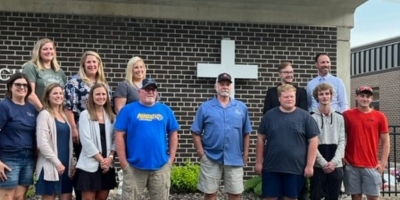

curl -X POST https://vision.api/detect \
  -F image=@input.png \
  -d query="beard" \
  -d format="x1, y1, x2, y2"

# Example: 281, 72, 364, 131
219, 91, 230, 97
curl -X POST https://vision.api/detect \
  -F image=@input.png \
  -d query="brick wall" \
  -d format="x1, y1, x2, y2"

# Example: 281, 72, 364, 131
0, 11, 338, 177
351, 67, 400, 163
351, 68, 400, 125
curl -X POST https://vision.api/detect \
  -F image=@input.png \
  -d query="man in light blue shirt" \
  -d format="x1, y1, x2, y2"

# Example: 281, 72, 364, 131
306, 53, 348, 113
191, 73, 252, 200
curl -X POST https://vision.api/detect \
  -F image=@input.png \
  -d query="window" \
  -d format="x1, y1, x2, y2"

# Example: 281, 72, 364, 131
370, 49, 375, 72
381, 47, 386, 70
394, 44, 398, 67
376, 48, 380, 71
361, 51, 365, 73
387, 45, 392, 68
351, 53, 356, 75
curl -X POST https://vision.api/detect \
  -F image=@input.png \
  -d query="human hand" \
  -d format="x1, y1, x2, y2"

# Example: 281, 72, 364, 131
304, 165, 314, 178
0, 161, 12, 181
168, 157, 175, 165
72, 128, 79, 144
323, 162, 336, 173
197, 151, 205, 159
120, 161, 129, 171
243, 155, 248, 166
69, 165, 76, 178
101, 157, 112, 169
376, 161, 386, 174
255, 162, 263, 175
56, 164, 65, 175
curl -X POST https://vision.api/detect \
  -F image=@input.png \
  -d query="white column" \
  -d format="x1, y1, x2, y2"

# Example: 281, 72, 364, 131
337, 26, 352, 105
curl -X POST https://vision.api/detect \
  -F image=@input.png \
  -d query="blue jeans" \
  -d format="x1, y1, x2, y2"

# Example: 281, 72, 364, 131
0, 150, 34, 188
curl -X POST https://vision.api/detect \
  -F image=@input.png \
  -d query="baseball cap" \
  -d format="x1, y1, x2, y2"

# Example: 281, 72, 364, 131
217, 73, 232, 83
356, 86, 373, 95
141, 78, 158, 89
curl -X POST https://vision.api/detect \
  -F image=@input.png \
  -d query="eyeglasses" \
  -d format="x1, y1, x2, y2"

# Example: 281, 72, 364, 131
13, 83, 28, 88
280, 71, 294, 74
143, 88, 157, 93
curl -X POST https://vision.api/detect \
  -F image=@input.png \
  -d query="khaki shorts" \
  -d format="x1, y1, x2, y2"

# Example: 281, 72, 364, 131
343, 165, 381, 197
121, 163, 171, 200
197, 155, 244, 194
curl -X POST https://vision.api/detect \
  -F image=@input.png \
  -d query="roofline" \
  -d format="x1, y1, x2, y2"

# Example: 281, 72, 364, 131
351, 35, 400, 52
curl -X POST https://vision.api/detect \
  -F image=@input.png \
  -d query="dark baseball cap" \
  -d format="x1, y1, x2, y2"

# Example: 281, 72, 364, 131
141, 78, 158, 89
356, 86, 373, 95
217, 73, 232, 83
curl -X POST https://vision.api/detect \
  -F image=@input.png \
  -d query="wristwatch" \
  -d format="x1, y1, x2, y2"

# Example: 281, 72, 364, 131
109, 155, 114, 160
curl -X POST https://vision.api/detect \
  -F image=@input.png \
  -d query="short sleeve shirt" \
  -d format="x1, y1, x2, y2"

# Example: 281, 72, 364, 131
114, 102, 180, 170
22, 62, 66, 99
190, 97, 253, 166
113, 81, 140, 105
0, 99, 38, 152
258, 107, 319, 175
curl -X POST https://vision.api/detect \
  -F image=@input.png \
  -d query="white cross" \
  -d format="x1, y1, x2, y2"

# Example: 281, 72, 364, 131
197, 39, 259, 98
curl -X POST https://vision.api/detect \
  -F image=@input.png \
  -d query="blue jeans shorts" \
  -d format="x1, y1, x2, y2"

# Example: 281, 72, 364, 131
0, 150, 35, 188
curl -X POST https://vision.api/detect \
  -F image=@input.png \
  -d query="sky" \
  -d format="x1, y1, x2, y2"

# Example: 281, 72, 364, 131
350, 0, 400, 47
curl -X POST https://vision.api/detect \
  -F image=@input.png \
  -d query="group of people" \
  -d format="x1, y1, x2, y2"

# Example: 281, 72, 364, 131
255, 53, 389, 200
0, 38, 155, 200
0, 37, 390, 200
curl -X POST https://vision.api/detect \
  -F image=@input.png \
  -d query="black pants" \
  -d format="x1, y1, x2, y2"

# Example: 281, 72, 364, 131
73, 142, 82, 200
310, 167, 343, 200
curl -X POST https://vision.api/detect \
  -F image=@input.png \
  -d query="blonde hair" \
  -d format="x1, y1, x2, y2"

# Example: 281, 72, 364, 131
87, 83, 115, 123
41, 83, 66, 118
277, 84, 297, 97
78, 51, 108, 86
125, 56, 146, 86
30, 38, 61, 71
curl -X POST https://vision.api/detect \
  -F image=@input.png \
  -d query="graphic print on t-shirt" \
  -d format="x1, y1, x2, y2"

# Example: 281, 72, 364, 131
137, 113, 163, 121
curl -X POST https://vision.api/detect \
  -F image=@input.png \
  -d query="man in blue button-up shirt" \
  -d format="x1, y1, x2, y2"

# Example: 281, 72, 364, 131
191, 72, 252, 200
306, 53, 348, 113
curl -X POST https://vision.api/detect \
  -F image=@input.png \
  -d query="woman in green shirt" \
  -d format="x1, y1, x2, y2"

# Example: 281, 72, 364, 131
22, 38, 67, 111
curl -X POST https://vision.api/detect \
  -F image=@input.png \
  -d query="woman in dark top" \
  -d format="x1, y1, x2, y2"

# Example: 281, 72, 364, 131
113, 56, 147, 114
0, 73, 37, 199
76, 83, 116, 200
35, 83, 74, 200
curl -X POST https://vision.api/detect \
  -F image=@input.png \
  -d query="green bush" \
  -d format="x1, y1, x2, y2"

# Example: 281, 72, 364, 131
26, 173, 37, 198
244, 176, 262, 196
170, 160, 200, 193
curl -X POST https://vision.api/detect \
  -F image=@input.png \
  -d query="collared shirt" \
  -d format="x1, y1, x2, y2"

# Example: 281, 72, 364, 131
190, 97, 252, 167
306, 73, 348, 113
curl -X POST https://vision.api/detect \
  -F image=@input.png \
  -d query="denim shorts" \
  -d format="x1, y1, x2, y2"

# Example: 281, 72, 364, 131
0, 149, 35, 188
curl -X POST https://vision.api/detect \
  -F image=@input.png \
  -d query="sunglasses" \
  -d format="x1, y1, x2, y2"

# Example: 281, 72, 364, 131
13, 83, 29, 88
143, 88, 157, 92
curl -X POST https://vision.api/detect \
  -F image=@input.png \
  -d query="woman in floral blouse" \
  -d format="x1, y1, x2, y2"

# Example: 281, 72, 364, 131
63, 51, 109, 200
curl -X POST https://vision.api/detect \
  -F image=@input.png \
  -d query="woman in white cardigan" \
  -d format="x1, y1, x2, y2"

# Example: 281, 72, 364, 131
75, 83, 116, 200
36, 83, 74, 200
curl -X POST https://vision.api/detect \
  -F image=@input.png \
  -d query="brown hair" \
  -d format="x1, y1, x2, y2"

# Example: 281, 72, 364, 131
315, 53, 329, 62
278, 62, 292, 72
41, 83, 65, 117
5, 73, 33, 101
312, 83, 334, 102
87, 83, 115, 122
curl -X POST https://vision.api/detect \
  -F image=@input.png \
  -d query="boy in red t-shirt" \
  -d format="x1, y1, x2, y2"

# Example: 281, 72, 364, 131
343, 86, 390, 200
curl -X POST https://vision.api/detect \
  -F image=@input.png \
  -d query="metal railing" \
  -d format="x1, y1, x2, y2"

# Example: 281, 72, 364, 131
382, 125, 400, 196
